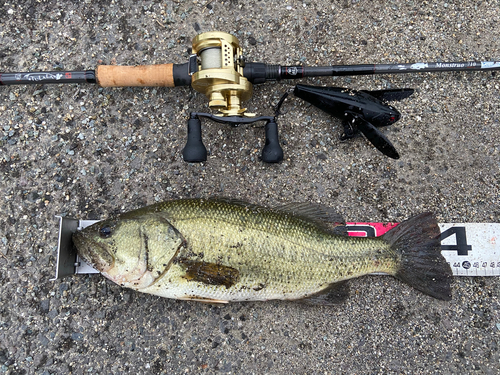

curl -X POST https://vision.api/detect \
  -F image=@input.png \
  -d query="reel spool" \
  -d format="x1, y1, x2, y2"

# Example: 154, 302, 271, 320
191, 32, 253, 117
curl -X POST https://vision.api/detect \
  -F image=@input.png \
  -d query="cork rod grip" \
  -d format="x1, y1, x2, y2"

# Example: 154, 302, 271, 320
97, 64, 175, 87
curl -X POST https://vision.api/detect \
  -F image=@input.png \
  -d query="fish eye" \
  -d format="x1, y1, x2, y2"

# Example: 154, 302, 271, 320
99, 226, 113, 238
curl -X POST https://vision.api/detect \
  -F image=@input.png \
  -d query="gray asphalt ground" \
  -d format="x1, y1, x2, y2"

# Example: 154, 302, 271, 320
1, 1, 499, 374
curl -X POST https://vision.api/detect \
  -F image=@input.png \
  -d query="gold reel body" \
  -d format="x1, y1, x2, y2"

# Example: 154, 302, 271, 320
191, 32, 254, 117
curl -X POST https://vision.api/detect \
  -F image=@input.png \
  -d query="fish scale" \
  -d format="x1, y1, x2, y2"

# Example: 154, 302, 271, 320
142, 218, 394, 301
73, 198, 453, 303
144, 200, 396, 299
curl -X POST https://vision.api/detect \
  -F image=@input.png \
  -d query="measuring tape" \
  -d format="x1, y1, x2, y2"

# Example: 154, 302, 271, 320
347, 223, 500, 277
55, 218, 499, 279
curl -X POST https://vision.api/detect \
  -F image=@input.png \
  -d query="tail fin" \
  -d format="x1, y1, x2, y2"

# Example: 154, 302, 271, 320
382, 213, 453, 301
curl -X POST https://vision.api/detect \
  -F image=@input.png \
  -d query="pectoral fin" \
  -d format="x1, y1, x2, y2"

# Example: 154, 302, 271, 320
177, 258, 240, 289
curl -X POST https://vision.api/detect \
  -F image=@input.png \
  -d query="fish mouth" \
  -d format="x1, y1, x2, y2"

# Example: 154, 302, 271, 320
72, 229, 114, 272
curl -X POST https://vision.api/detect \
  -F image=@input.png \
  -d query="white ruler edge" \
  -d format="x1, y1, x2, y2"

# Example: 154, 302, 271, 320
439, 223, 499, 277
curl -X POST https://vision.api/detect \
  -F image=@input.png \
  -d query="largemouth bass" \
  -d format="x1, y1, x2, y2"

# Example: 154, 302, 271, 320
72, 198, 452, 303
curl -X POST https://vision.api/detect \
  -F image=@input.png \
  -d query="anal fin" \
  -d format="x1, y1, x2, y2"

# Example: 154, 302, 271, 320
297, 281, 350, 306
178, 296, 229, 304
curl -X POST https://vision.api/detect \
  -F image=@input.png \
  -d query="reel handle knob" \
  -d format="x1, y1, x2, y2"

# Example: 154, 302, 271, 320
182, 117, 207, 162
261, 119, 283, 163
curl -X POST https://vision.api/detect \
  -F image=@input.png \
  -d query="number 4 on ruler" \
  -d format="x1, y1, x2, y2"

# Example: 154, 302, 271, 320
440, 227, 472, 256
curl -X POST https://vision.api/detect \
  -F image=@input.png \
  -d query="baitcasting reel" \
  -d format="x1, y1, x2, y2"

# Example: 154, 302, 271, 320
183, 31, 283, 163
190, 32, 253, 117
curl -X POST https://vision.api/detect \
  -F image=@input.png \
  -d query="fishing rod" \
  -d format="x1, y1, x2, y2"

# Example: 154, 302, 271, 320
1, 31, 499, 162
2, 60, 497, 86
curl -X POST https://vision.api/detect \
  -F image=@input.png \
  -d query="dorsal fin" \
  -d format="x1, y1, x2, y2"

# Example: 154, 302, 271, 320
274, 202, 344, 224
273, 202, 346, 234
207, 198, 347, 235
206, 197, 265, 213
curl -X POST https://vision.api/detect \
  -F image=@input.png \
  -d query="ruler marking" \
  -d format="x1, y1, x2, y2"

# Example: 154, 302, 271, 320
346, 222, 500, 277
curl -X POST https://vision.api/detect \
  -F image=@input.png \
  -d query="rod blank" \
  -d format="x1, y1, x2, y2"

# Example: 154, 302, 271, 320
0, 70, 96, 85
275, 61, 500, 80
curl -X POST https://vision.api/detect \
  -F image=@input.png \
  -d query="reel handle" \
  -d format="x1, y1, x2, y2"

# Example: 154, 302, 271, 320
182, 117, 207, 162
182, 113, 283, 163
262, 120, 283, 163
